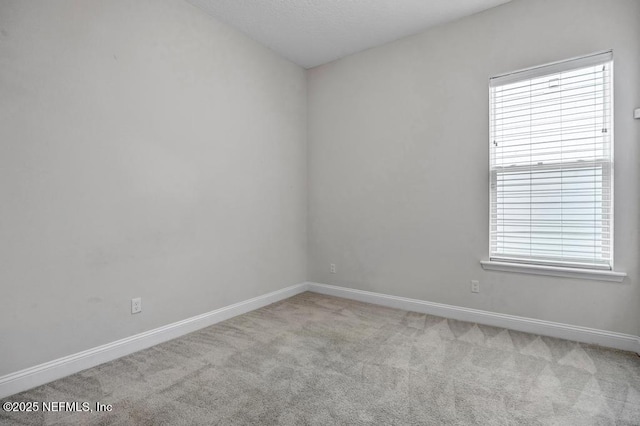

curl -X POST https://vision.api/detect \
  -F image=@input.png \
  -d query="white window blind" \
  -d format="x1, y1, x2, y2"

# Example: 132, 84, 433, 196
489, 51, 613, 270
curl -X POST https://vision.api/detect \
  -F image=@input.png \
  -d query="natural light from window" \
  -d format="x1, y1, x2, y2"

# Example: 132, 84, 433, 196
489, 52, 613, 270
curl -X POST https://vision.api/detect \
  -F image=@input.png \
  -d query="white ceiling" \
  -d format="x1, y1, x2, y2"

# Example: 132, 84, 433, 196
187, 0, 512, 69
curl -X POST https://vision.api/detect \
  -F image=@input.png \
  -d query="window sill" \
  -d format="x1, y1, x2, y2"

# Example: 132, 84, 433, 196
480, 260, 626, 282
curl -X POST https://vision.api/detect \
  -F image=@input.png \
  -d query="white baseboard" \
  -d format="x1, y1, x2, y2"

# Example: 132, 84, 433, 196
307, 282, 640, 353
3, 281, 637, 399
0, 282, 309, 399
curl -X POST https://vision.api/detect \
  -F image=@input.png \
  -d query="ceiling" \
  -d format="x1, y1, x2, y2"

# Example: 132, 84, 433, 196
187, 0, 512, 69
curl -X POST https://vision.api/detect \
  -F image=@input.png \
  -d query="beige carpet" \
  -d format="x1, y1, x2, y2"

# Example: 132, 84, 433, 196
2, 291, 640, 425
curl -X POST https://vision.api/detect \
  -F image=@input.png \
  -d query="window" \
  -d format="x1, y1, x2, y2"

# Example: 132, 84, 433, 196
488, 51, 614, 272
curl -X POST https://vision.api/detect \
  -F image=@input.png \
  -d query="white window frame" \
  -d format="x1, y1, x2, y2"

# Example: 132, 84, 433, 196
481, 51, 626, 282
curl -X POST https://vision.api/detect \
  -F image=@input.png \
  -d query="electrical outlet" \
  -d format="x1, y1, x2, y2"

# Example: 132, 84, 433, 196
471, 280, 480, 293
330, 263, 336, 274
131, 297, 142, 314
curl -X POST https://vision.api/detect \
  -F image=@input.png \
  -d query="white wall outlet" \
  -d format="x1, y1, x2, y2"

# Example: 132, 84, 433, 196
471, 280, 480, 293
330, 263, 336, 274
131, 297, 142, 314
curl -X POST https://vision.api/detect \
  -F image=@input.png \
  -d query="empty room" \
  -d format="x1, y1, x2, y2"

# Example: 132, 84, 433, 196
1, 0, 639, 424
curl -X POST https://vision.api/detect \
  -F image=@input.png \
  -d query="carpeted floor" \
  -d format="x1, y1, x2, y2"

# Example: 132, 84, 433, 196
2, 291, 640, 425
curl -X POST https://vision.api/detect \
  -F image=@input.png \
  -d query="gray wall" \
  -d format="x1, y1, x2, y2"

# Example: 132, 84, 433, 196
0, 0, 306, 376
308, 0, 640, 335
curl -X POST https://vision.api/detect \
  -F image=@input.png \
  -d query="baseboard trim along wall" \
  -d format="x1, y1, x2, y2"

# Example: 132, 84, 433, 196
0, 282, 308, 399
2, 281, 638, 399
307, 282, 640, 354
